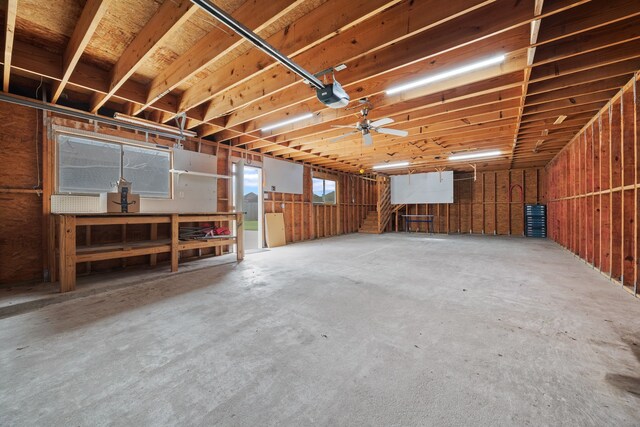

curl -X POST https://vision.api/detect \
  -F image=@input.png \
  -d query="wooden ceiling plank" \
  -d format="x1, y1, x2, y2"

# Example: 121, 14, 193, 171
524, 75, 630, 105
536, 0, 640, 45
527, 60, 639, 95
243, 28, 530, 134
174, 0, 409, 117
3, 0, 17, 92
51, 0, 109, 103
529, 38, 640, 83
258, 70, 525, 151
202, 0, 571, 125
136, 0, 309, 115
290, 121, 518, 156
533, 16, 640, 67
520, 102, 604, 123
89, 0, 198, 112
274, 89, 523, 146
522, 90, 618, 115
205, 0, 504, 126
278, 101, 522, 153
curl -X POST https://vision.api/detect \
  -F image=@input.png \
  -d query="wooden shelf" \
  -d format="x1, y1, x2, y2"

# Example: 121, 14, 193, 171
55, 212, 244, 293
178, 238, 236, 251
76, 240, 172, 263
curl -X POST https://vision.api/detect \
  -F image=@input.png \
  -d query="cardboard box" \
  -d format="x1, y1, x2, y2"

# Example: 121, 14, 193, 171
107, 192, 140, 213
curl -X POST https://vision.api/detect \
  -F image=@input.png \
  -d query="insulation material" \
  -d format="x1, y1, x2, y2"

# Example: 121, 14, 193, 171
264, 213, 286, 248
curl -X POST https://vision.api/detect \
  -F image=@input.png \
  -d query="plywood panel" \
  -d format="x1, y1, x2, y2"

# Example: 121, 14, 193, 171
265, 212, 286, 248
0, 101, 43, 284
0, 194, 42, 283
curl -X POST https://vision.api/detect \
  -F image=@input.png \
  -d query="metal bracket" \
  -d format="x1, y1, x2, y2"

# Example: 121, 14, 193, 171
468, 163, 477, 181
302, 64, 347, 85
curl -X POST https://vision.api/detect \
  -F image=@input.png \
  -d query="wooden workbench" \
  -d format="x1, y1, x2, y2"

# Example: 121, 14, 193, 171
55, 212, 244, 293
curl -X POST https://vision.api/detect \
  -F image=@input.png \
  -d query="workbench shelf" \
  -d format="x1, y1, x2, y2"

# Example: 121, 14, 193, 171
55, 212, 244, 293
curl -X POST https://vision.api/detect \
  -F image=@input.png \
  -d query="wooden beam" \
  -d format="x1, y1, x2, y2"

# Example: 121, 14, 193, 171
242, 28, 530, 134
529, 39, 640, 83
536, 0, 640, 45
51, 0, 109, 103
90, 0, 197, 112
135, 0, 308, 115
187, 0, 498, 121
533, 16, 640, 67
3, 0, 17, 92
197, 0, 585, 125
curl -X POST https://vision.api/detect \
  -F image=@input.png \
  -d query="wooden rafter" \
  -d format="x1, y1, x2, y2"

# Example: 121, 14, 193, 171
134, 0, 319, 116
51, 0, 109, 103
4, 0, 640, 171
89, 0, 198, 113
509, 0, 542, 167
182, 0, 497, 122
3, 0, 17, 92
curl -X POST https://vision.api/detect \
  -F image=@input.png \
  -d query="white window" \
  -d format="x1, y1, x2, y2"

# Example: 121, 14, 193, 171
57, 134, 171, 198
312, 177, 336, 204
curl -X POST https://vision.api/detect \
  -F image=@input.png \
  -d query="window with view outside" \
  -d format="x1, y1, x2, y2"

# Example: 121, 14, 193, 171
312, 177, 337, 204
57, 134, 171, 198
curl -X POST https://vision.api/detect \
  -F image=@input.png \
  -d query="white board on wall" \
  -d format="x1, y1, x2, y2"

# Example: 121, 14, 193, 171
391, 171, 454, 204
263, 157, 303, 194
142, 150, 218, 213
173, 149, 217, 174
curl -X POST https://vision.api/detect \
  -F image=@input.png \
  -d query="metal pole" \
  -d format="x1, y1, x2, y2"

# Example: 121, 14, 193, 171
0, 93, 187, 140
191, 0, 325, 90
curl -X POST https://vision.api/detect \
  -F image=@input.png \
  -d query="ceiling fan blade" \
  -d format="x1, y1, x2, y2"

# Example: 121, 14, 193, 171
329, 130, 358, 143
363, 132, 373, 146
370, 117, 394, 127
376, 128, 408, 137
331, 125, 357, 129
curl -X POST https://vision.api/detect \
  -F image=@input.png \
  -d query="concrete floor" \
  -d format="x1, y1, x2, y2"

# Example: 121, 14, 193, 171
1, 234, 639, 426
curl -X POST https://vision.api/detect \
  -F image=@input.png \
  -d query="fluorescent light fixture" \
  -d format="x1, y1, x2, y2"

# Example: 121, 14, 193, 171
448, 150, 502, 161
372, 161, 410, 170
386, 54, 506, 95
113, 112, 197, 137
261, 113, 314, 132
553, 115, 567, 125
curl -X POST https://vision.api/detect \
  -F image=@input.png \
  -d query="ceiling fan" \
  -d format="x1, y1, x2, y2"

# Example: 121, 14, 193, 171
330, 100, 408, 146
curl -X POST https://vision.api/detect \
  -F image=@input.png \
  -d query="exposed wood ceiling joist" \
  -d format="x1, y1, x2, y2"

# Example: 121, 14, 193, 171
2, 0, 639, 173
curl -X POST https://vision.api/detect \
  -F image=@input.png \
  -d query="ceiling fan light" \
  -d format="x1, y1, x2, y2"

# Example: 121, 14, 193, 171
372, 161, 410, 170
448, 150, 502, 161
261, 113, 314, 132
386, 54, 506, 95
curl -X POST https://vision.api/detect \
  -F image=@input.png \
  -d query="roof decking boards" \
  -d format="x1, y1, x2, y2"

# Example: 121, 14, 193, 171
1, 0, 639, 173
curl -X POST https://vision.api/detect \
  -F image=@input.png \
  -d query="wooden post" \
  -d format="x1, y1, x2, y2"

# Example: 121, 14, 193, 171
150, 223, 158, 267
171, 214, 179, 272
58, 215, 76, 293
236, 212, 244, 261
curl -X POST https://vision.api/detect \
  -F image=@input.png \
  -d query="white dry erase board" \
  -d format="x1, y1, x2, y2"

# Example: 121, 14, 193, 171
263, 157, 303, 194
390, 171, 454, 204
142, 149, 218, 213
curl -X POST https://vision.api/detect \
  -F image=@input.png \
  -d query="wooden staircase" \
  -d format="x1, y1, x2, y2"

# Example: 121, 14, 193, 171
358, 211, 381, 234
358, 176, 393, 234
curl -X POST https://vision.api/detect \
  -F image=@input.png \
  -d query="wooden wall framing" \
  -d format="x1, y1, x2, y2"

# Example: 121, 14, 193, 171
398, 168, 546, 235
546, 74, 639, 297
0, 104, 375, 285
